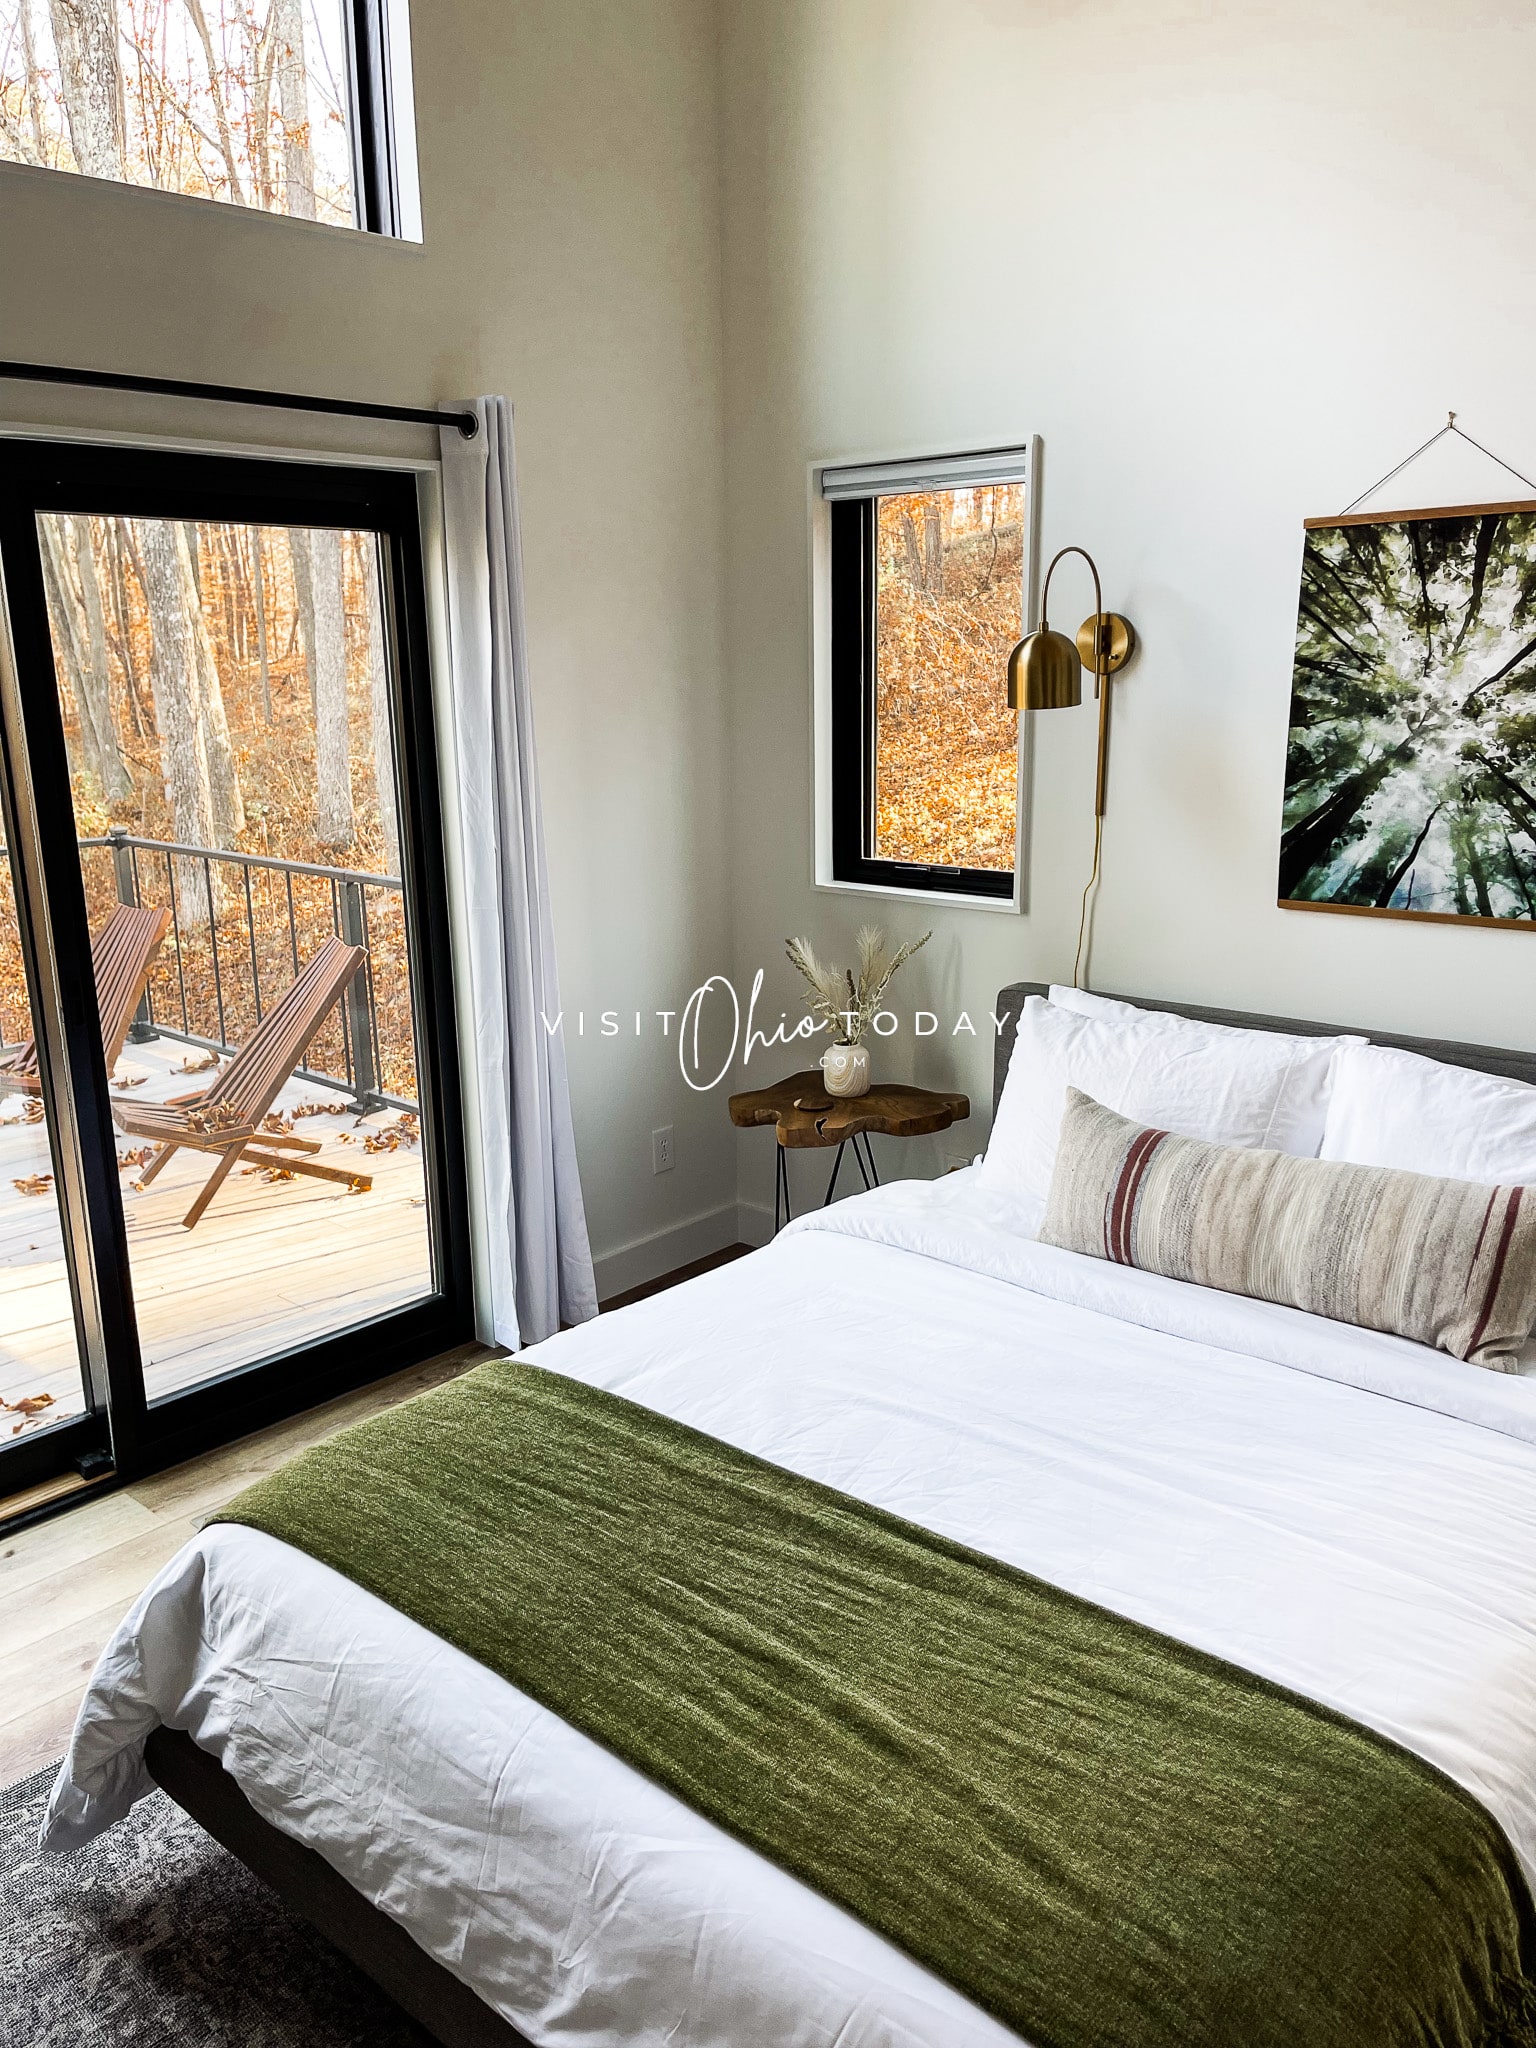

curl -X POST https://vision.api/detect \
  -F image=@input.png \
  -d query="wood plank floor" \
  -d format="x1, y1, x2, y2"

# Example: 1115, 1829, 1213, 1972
0, 1343, 488, 1787
0, 1035, 433, 1431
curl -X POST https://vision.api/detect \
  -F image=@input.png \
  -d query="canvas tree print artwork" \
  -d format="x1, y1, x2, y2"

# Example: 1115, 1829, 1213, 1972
1280, 502, 1536, 926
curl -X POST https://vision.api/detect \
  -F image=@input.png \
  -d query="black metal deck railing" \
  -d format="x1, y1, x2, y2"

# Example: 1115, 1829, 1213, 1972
4, 830, 416, 1114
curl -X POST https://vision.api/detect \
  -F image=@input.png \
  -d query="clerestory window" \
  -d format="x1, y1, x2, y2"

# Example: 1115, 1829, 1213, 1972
0, 0, 419, 236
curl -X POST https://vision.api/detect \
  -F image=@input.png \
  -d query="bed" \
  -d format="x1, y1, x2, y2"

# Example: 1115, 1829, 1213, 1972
40, 980, 1536, 2048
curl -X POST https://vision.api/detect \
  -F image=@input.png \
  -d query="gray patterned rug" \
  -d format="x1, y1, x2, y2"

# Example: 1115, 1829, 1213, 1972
0, 1760, 434, 2046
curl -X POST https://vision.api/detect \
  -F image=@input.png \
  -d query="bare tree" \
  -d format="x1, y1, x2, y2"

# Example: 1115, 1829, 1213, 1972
38, 519, 103, 786
290, 523, 315, 710
922, 500, 945, 593
215, 525, 241, 660
37, 518, 133, 803
289, 526, 353, 842
5, 2, 50, 164
272, 0, 314, 219
364, 551, 398, 874
240, 1, 281, 210
224, 526, 250, 663
137, 521, 218, 922
250, 527, 272, 721
47, 0, 125, 179
176, 526, 245, 845
69, 517, 134, 802
105, 523, 149, 740
180, 0, 245, 202
306, 530, 353, 848
899, 510, 924, 591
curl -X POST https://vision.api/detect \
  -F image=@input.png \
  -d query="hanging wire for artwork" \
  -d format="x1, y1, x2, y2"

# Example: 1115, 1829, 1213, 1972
1340, 414, 1536, 517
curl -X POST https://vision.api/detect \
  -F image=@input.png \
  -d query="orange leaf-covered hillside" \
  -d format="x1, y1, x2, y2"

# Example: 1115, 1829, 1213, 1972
873, 486, 1024, 872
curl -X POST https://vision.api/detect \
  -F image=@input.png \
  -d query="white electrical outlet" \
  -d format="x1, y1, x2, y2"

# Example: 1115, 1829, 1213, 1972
652, 1125, 675, 1174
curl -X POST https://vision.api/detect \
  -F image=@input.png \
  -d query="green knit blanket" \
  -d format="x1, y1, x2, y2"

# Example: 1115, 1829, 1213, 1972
213, 1359, 1536, 2048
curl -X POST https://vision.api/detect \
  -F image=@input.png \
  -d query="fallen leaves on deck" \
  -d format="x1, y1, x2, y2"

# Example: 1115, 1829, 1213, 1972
13, 1173, 53, 1196
362, 1113, 419, 1154
4, 1388, 54, 1435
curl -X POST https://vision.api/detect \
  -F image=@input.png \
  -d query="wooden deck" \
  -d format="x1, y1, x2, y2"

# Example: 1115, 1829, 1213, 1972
0, 1037, 433, 1433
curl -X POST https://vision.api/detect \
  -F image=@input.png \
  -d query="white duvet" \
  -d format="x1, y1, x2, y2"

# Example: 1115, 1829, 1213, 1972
42, 1172, 1536, 2048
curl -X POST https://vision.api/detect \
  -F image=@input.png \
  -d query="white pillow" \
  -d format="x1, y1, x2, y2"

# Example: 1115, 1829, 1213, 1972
981, 994, 1360, 1233
1320, 1041, 1536, 1184
1047, 986, 1361, 1157
1048, 983, 1359, 1163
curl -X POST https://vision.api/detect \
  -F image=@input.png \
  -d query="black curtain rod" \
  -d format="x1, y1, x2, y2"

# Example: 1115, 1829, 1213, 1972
0, 359, 479, 438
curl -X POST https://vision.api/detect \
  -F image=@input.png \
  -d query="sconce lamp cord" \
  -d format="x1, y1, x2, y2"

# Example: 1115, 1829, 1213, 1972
1073, 811, 1104, 989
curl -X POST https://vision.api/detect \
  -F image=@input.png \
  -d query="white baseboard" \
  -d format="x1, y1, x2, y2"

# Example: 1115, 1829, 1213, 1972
736, 1198, 774, 1249
594, 1200, 751, 1303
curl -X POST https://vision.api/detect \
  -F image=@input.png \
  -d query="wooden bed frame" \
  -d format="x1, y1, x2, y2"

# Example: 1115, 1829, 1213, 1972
145, 1726, 534, 2047
146, 983, 1536, 2048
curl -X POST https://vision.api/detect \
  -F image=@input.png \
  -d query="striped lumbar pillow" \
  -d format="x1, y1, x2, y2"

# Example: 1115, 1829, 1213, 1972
1039, 1087, 1536, 1370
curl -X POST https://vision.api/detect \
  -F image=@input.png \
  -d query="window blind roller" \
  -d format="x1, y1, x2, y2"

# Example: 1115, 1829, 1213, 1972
818, 446, 1032, 500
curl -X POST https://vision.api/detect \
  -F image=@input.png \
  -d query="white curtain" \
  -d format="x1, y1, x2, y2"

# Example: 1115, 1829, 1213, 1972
440, 397, 597, 1345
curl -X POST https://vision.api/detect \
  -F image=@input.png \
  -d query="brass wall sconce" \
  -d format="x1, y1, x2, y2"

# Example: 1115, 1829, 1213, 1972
1005, 546, 1137, 984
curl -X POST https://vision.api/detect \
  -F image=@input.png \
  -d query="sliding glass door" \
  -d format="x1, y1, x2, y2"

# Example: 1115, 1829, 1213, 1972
0, 819, 100, 1465
0, 442, 470, 1502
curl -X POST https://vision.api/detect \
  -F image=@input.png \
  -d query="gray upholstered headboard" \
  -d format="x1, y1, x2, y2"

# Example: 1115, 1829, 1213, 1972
993, 982, 1536, 1120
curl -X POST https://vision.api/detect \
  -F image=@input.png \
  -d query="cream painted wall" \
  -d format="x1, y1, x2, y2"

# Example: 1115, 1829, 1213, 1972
10, 0, 1536, 1270
719, 0, 1536, 1219
0, 0, 736, 1293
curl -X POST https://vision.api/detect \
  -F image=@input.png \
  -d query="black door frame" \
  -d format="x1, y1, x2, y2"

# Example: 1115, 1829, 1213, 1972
0, 438, 472, 1497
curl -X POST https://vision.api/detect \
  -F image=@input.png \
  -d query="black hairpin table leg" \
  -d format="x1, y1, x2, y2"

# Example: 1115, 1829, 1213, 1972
774, 1144, 792, 1233
823, 1134, 875, 1207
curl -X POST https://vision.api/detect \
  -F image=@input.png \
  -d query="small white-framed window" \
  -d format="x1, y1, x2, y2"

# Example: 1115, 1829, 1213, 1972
812, 442, 1040, 909
0, 0, 421, 238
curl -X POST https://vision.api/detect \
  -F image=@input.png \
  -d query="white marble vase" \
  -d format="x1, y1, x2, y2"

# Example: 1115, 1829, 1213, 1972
820, 1041, 871, 1098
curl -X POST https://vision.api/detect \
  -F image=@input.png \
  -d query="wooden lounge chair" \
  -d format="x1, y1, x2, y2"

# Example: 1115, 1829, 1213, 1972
112, 934, 373, 1229
0, 901, 171, 1097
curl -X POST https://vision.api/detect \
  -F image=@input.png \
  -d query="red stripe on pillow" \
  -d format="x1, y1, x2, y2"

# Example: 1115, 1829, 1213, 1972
1466, 1187, 1524, 1361
1466, 1186, 1501, 1292
1104, 1126, 1167, 1266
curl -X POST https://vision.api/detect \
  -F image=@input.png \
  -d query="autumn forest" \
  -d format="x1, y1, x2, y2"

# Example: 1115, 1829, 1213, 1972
873, 484, 1024, 873
2, 514, 417, 1102
1, 0, 357, 226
